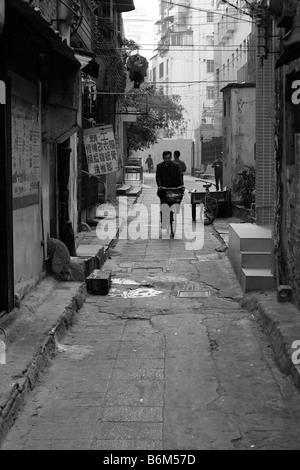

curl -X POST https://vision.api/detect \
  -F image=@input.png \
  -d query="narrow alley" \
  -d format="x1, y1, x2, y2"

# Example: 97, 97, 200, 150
2, 175, 300, 451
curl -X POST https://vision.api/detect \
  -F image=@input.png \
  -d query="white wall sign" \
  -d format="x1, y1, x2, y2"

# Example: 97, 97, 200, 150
83, 125, 118, 175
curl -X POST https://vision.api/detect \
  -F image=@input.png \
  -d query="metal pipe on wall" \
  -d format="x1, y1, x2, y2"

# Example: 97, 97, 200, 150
57, 0, 71, 45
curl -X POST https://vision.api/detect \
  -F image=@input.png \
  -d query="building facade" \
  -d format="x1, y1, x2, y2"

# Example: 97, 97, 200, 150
212, 0, 254, 128
70, 0, 135, 220
150, 0, 216, 142
271, 0, 300, 308
0, 0, 81, 311
0, 0, 135, 314
149, 1, 254, 171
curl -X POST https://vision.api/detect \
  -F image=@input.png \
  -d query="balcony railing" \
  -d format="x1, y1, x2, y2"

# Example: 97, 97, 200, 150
276, 0, 298, 28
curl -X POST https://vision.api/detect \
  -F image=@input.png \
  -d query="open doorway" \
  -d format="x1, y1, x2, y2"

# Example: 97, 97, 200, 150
0, 77, 14, 313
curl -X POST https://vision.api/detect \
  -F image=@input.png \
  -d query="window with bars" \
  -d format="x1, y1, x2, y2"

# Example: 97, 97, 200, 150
152, 67, 157, 82
159, 62, 164, 78
171, 34, 183, 46
207, 86, 214, 100
206, 60, 214, 73
207, 12, 214, 23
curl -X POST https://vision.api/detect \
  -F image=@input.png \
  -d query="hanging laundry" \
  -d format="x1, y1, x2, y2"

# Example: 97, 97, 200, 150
82, 74, 97, 101
126, 54, 149, 88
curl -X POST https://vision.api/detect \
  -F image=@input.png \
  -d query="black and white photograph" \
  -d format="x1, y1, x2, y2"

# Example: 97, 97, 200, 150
1, 0, 300, 454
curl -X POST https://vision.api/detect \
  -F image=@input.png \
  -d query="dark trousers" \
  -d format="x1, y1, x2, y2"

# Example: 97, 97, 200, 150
215, 173, 223, 191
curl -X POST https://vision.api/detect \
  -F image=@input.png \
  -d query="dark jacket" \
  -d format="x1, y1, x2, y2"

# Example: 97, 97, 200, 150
156, 161, 183, 188
212, 159, 223, 176
174, 159, 187, 173
145, 157, 153, 167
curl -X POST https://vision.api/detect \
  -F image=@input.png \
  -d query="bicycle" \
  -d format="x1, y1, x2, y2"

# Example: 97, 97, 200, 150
189, 180, 218, 225
159, 186, 185, 237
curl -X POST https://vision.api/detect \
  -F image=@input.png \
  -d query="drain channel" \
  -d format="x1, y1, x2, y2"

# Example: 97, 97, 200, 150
177, 291, 210, 298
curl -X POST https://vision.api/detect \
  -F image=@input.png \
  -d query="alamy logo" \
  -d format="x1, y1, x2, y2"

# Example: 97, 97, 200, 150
291, 80, 300, 105
291, 340, 300, 365
95, 198, 205, 249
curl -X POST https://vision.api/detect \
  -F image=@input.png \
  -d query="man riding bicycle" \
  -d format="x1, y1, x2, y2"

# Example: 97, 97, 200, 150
156, 150, 184, 203
156, 151, 185, 235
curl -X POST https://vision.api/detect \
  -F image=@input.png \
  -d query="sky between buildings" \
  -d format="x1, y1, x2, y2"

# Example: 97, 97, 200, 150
122, 0, 160, 60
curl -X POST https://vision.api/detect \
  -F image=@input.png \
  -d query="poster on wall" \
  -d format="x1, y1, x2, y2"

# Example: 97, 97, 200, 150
12, 108, 40, 200
83, 125, 118, 176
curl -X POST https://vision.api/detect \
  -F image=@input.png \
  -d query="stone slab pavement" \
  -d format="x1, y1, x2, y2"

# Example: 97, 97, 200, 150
0, 193, 140, 446
213, 217, 300, 390
0, 278, 87, 445
1, 174, 300, 450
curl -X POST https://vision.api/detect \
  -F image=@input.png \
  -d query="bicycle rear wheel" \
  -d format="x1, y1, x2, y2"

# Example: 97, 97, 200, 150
204, 195, 218, 224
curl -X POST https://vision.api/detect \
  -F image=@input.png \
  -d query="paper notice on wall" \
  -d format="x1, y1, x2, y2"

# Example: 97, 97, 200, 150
83, 125, 118, 175
12, 118, 40, 198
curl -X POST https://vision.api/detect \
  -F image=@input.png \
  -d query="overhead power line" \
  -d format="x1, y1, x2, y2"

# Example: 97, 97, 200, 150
160, 0, 252, 23
221, 0, 252, 18
148, 48, 255, 88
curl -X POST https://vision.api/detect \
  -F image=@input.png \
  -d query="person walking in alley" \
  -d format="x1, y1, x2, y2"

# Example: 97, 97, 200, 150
212, 154, 223, 191
145, 154, 154, 173
173, 150, 187, 177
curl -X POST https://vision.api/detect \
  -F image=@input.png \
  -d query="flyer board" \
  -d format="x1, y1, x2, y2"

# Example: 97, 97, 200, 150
11, 94, 40, 201
83, 125, 118, 175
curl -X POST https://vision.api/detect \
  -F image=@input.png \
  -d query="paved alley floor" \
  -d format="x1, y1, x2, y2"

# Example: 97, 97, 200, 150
2, 174, 300, 450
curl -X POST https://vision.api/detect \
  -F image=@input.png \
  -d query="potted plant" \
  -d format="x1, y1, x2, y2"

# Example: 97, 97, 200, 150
234, 165, 255, 209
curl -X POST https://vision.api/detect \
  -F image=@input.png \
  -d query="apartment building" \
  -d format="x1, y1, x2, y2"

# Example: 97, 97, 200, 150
194, 0, 254, 169
150, 0, 216, 140
149, 1, 254, 169
211, 0, 254, 140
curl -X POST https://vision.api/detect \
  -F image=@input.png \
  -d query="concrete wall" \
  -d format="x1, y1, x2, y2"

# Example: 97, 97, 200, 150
10, 72, 45, 298
276, 55, 300, 309
130, 138, 193, 175
222, 85, 256, 192
13, 205, 44, 297
7, 1, 81, 300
